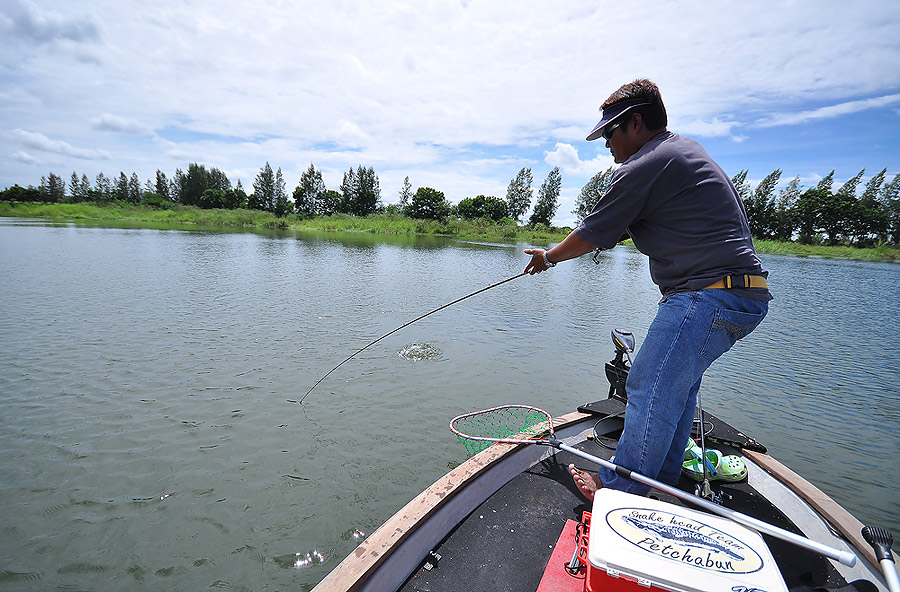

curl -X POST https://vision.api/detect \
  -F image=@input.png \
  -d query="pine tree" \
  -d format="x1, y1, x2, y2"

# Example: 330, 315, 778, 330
573, 167, 614, 223
40, 172, 66, 203
294, 163, 325, 216
529, 167, 561, 227
319, 189, 341, 216
398, 176, 413, 208
774, 176, 802, 241
836, 169, 865, 198
855, 169, 889, 245
69, 171, 91, 203
862, 169, 887, 205
129, 172, 142, 203
79, 174, 91, 202
340, 166, 380, 216
69, 171, 80, 203
505, 167, 533, 222
155, 170, 170, 200
95, 172, 112, 202
880, 173, 900, 243
251, 162, 276, 211
339, 167, 358, 214
273, 167, 291, 216
115, 172, 129, 201
731, 170, 751, 203
355, 166, 381, 216
746, 169, 781, 239
816, 170, 835, 192
208, 167, 232, 193
793, 188, 826, 244
171, 168, 186, 203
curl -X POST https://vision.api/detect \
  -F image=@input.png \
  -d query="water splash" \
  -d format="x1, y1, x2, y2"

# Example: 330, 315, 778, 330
274, 550, 326, 569
397, 342, 442, 361
341, 527, 366, 542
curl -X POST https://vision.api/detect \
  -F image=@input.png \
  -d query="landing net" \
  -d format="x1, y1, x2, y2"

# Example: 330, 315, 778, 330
449, 404, 554, 456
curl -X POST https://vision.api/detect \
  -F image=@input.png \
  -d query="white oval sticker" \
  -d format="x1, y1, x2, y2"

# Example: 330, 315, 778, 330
605, 508, 765, 574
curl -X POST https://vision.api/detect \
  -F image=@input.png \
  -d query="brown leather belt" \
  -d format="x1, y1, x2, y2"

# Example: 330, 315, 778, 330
703, 274, 768, 290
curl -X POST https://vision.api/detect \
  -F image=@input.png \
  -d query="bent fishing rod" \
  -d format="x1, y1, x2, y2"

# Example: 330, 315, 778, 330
300, 271, 526, 404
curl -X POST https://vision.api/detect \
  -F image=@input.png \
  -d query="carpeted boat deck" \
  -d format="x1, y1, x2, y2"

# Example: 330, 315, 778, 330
399, 402, 848, 592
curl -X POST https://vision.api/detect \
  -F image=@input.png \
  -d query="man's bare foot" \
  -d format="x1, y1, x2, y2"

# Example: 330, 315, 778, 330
569, 463, 603, 501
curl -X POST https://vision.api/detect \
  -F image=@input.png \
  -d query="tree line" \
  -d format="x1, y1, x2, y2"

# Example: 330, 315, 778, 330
2, 162, 899, 245
571, 166, 900, 247
0, 162, 565, 227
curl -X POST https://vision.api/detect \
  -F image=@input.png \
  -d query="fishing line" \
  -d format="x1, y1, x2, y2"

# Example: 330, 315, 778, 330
299, 271, 526, 404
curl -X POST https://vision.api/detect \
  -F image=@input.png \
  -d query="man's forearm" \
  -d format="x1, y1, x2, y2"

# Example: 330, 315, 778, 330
546, 231, 598, 264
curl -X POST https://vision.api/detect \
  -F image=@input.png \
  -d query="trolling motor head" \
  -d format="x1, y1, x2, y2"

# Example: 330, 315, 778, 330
605, 329, 635, 402
612, 329, 635, 361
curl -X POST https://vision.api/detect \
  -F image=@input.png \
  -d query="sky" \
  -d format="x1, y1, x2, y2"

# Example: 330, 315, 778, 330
2, 0, 899, 227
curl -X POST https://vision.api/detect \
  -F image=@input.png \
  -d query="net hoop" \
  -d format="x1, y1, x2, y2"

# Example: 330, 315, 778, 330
449, 404, 555, 447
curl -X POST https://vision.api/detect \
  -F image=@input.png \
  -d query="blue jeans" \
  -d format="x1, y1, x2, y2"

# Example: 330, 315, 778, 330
596, 290, 768, 495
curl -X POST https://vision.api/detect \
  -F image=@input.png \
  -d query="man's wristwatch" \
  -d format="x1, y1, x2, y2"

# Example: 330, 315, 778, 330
542, 251, 556, 268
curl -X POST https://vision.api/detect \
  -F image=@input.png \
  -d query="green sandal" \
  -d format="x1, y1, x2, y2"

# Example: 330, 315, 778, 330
682, 448, 748, 482
683, 438, 718, 475
682, 448, 722, 481
718, 454, 748, 482
684, 437, 700, 460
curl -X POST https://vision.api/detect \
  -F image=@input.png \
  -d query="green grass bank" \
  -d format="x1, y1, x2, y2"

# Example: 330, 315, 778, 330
2, 201, 898, 262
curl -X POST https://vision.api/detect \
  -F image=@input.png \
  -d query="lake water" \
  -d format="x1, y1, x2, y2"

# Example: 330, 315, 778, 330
1, 218, 898, 591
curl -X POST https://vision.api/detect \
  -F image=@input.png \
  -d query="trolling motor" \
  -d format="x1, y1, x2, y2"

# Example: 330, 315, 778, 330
605, 329, 635, 401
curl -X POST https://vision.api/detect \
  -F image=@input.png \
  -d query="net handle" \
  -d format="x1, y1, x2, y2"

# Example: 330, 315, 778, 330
448, 404, 857, 567
449, 404, 555, 445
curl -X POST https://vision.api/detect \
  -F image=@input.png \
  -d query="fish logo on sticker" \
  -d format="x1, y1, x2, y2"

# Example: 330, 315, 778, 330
607, 508, 764, 574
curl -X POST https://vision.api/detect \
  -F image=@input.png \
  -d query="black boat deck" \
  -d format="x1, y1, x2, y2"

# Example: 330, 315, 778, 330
398, 398, 856, 592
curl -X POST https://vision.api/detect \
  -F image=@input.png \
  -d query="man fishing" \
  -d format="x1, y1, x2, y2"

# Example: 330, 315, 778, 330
524, 79, 772, 500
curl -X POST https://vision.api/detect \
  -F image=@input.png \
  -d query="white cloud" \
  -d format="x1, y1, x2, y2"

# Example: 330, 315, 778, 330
545, 143, 615, 177
754, 94, 900, 128
544, 143, 582, 172
12, 129, 111, 160
12, 151, 39, 165
332, 120, 370, 149
676, 117, 741, 138
1, 0, 101, 44
91, 113, 153, 136
2, 0, 899, 222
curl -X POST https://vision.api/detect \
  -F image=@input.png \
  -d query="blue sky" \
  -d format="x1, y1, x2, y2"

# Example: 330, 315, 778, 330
2, 0, 899, 226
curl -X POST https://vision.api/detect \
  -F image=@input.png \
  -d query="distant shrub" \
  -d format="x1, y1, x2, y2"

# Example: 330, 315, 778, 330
142, 193, 172, 209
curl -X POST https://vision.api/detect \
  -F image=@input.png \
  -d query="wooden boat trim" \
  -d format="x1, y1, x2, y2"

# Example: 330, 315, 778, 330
312, 411, 592, 592
744, 448, 899, 569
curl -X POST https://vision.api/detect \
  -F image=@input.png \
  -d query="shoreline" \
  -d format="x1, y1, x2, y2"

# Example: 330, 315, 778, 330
2, 201, 897, 263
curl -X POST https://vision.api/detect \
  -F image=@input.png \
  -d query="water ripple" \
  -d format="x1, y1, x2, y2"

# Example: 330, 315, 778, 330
1, 223, 897, 592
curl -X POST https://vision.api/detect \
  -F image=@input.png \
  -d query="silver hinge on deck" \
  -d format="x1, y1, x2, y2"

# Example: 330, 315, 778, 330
423, 551, 441, 571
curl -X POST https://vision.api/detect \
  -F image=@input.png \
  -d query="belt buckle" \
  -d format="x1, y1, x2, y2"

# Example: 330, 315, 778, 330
727, 274, 752, 288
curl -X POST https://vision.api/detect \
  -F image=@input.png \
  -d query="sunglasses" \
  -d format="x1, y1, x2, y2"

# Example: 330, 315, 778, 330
601, 118, 628, 141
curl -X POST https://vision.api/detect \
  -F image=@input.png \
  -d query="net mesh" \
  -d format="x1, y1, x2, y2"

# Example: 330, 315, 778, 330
452, 406, 553, 456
